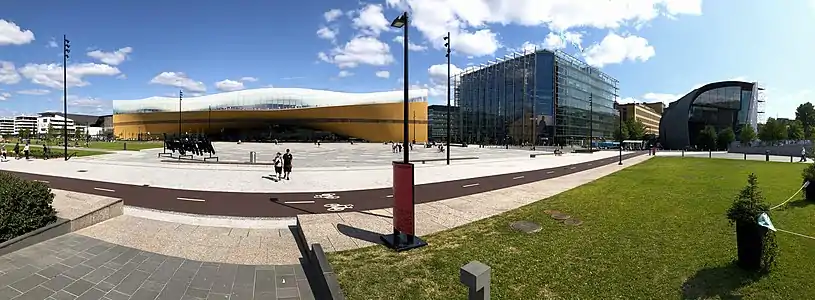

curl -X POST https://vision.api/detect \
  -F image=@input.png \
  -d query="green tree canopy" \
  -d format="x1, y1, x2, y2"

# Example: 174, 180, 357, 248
613, 118, 629, 141
698, 125, 718, 150
739, 124, 757, 145
758, 118, 787, 142
796, 102, 815, 139
788, 120, 805, 141
717, 127, 736, 150
625, 119, 647, 140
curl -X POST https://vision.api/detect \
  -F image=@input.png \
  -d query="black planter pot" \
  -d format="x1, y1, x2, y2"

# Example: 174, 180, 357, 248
806, 180, 815, 201
735, 221, 767, 271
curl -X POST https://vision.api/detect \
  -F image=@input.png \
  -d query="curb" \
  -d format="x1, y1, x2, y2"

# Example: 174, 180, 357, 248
291, 217, 346, 300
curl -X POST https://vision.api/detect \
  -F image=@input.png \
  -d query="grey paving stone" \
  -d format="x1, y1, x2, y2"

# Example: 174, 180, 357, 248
170, 267, 197, 284
82, 251, 119, 269
112, 270, 150, 296
129, 254, 149, 266
92, 281, 116, 294
82, 266, 117, 284
276, 274, 297, 289
228, 286, 253, 300
274, 265, 295, 276
297, 279, 314, 300
7, 256, 35, 268
75, 288, 106, 300
138, 280, 165, 292
254, 291, 277, 300
53, 250, 80, 260
103, 290, 129, 300
209, 264, 237, 295
253, 270, 276, 294
0, 265, 38, 286
156, 279, 189, 300
205, 293, 229, 300
37, 263, 71, 279
49, 289, 77, 300
232, 266, 255, 289
184, 286, 208, 299
146, 260, 181, 284
60, 256, 88, 268
31, 255, 63, 269
64, 279, 94, 297
277, 287, 299, 299
101, 263, 137, 286
74, 252, 95, 260
0, 286, 21, 300
188, 265, 218, 290
178, 260, 202, 272
84, 244, 114, 256
130, 288, 160, 300
0, 260, 16, 273
14, 285, 55, 300
293, 265, 306, 281
63, 264, 94, 280
109, 249, 139, 265
134, 260, 162, 274
42, 274, 76, 292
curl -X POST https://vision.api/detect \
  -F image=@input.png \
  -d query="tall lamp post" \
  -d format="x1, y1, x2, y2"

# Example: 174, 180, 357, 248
618, 102, 623, 165
444, 32, 451, 165
178, 90, 183, 136
381, 12, 427, 252
63, 35, 70, 160
589, 93, 593, 152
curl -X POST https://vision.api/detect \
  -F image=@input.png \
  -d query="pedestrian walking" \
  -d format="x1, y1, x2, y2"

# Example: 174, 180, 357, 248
282, 149, 293, 180
0, 145, 7, 162
272, 152, 283, 180
13, 142, 19, 160
801, 146, 808, 162
23, 142, 30, 160
42, 144, 50, 160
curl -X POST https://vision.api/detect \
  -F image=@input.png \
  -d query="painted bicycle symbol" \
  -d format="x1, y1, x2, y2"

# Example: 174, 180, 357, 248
314, 193, 341, 200
324, 203, 354, 212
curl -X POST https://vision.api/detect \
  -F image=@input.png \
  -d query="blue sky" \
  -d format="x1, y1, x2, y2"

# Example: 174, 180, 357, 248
0, 0, 813, 119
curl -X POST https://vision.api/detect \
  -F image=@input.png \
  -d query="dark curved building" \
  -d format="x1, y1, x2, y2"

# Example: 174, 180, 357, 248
659, 81, 762, 149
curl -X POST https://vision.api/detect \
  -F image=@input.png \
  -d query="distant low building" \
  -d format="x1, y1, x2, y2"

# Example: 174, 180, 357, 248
0, 118, 14, 136
615, 102, 663, 135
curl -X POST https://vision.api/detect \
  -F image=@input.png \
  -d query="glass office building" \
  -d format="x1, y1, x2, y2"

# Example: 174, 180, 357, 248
427, 105, 459, 142
452, 49, 619, 146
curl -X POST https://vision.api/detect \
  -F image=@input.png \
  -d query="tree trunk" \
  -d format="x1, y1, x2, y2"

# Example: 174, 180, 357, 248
736, 221, 765, 271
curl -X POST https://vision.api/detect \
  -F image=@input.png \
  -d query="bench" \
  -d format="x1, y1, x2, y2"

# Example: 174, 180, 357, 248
395, 157, 479, 164
161, 159, 275, 166
573, 149, 600, 154
529, 152, 554, 158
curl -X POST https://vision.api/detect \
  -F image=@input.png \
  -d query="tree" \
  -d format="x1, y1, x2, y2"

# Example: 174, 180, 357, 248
613, 119, 629, 141
19, 128, 30, 140
698, 126, 718, 150
796, 102, 815, 139
625, 119, 647, 140
46, 125, 58, 143
717, 127, 736, 150
788, 120, 805, 141
758, 118, 787, 142
739, 124, 757, 145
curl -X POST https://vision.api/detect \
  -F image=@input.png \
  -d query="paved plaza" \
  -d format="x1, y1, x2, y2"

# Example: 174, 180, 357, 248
0, 234, 312, 300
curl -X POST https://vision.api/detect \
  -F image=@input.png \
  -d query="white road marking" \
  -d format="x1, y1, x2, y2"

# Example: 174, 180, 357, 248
569, 167, 576, 170
284, 201, 315, 204
93, 187, 115, 193
462, 183, 480, 188
546, 171, 555, 174
177, 197, 206, 202
513, 176, 525, 180
385, 195, 394, 198
34, 180, 49, 184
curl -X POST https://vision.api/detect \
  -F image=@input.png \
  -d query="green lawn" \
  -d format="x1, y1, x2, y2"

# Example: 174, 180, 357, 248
24, 147, 109, 158
328, 157, 815, 299
86, 141, 163, 151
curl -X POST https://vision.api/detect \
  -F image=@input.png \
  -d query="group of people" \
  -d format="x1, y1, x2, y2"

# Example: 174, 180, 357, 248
271, 149, 294, 180
0, 142, 34, 162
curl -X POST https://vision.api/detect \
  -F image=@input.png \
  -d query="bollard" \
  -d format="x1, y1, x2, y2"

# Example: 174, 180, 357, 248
791, 156, 794, 163
708, 150, 712, 158
123, 142, 127, 151
460, 261, 491, 300
765, 151, 770, 162
249, 151, 257, 163
744, 153, 746, 160
682, 150, 685, 157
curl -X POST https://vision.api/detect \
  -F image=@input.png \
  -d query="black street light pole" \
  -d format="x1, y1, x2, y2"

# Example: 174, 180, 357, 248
589, 93, 593, 152
392, 12, 410, 164
208, 105, 212, 133
179, 90, 183, 136
63, 35, 70, 161
618, 102, 623, 165
444, 32, 451, 165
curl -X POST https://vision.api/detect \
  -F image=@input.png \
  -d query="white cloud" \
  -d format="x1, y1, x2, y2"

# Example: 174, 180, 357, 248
324, 9, 343, 22
321, 36, 394, 68
239, 76, 258, 82
47, 39, 57, 48
19, 63, 121, 89
116, 74, 127, 80
17, 89, 50, 95
317, 26, 339, 41
0, 61, 21, 84
86, 47, 133, 65
375, 71, 390, 78
338, 70, 354, 78
351, 4, 391, 37
0, 19, 35, 46
0, 92, 10, 101
149, 72, 206, 93
427, 63, 463, 96
393, 36, 427, 51
384, 0, 700, 57
582, 32, 655, 68
544, 31, 583, 50
214, 79, 245, 92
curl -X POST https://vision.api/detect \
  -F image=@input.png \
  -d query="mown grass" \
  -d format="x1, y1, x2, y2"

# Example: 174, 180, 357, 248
3, 137, 162, 151
328, 157, 815, 299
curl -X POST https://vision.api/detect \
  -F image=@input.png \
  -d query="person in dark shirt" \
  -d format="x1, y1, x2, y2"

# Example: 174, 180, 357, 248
282, 149, 293, 180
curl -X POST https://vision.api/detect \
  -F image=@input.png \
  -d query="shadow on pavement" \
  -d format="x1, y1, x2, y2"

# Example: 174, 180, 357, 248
680, 261, 763, 300
336, 223, 386, 246
289, 222, 332, 300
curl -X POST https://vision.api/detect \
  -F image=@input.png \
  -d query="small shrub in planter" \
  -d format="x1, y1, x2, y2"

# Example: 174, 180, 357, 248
801, 163, 815, 201
726, 173, 777, 273
0, 172, 57, 243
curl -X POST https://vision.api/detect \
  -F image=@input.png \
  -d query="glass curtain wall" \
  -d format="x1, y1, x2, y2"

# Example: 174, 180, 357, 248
553, 51, 618, 146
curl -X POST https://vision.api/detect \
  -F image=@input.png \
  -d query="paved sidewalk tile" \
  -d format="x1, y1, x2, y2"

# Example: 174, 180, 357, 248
0, 234, 314, 300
